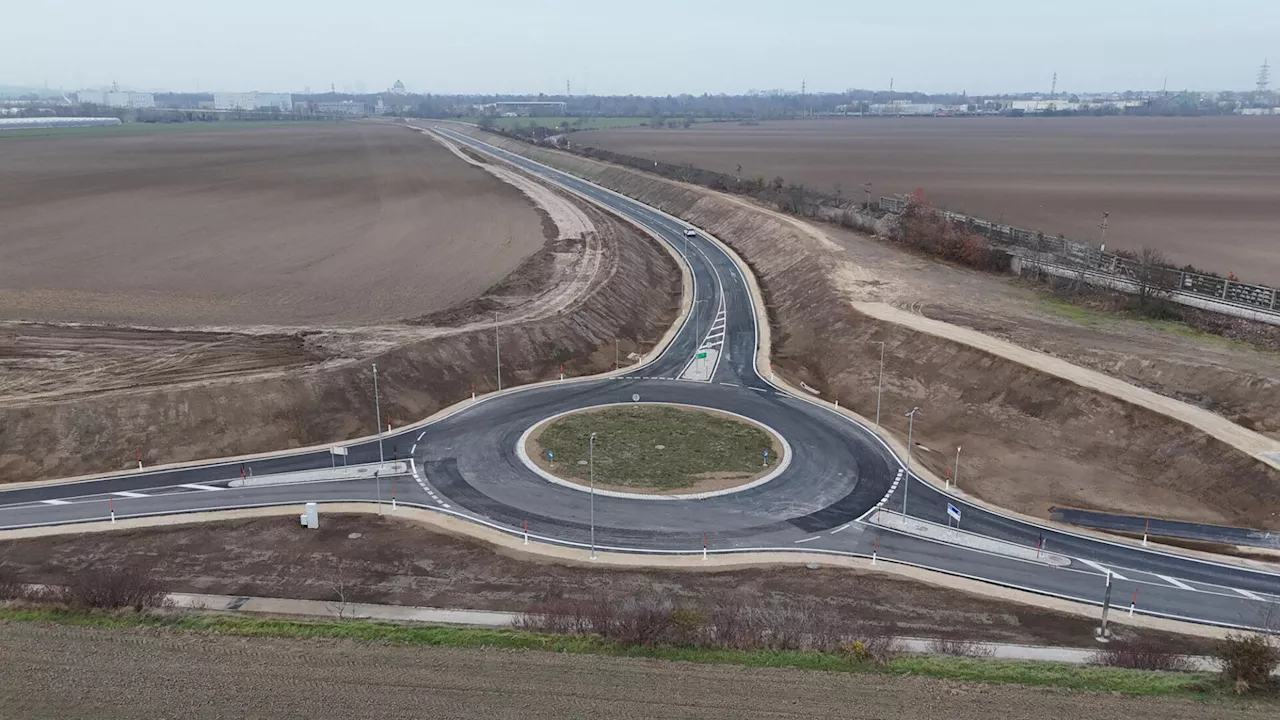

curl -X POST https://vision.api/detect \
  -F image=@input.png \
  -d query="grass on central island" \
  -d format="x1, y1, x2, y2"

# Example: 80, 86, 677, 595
535, 405, 777, 491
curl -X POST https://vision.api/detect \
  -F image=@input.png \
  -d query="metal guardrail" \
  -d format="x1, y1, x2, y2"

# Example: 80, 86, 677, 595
879, 197, 1280, 319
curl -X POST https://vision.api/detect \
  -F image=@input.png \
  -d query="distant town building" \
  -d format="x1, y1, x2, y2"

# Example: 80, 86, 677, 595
477, 101, 567, 117
76, 90, 154, 109
313, 100, 368, 116
213, 92, 294, 112
390, 79, 407, 96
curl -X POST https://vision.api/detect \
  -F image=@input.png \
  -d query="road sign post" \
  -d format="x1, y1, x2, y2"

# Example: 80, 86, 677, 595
947, 502, 962, 528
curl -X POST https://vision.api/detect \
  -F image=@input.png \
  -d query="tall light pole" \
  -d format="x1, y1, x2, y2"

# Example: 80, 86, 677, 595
494, 315, 502, 392
372, 363, 385, 469
589, 431, 597, 560
902, 407, 920, 516
870, 341, 886, 429
863, 182, 873, 210
1098, 211, 1110, 254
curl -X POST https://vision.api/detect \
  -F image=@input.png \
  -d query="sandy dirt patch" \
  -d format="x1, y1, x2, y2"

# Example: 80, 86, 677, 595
573, 116, 1280, 285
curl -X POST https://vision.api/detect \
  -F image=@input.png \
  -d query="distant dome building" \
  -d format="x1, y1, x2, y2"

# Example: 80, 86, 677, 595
391, 80, 407, 96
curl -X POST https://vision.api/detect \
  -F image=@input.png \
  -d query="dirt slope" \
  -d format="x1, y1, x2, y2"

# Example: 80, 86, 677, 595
455, 126, 1280, 529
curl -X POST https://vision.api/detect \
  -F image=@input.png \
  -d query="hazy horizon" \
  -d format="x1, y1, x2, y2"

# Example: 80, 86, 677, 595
5, 0, 1277, 96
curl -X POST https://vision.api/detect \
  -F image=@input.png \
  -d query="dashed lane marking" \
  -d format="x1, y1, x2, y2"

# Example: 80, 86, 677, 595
1234, 588, 1264, 601
410, 444, 417, 454
719, 382, 739, 387
830, 523, 852, 534
179, 483, 221, 492
417, 431, 427, 441
1156, 574, 1195, 591
40, 499, 71, 506
1077, 559, 1129, 580
111, 491, 150, 499
794, 536, 821, 544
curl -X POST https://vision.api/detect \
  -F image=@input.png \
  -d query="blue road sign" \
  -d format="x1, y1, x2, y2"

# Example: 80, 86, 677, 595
947, 503, 962, 523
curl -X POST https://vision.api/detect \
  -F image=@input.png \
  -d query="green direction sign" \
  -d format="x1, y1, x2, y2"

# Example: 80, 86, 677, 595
697, 351, 708, 359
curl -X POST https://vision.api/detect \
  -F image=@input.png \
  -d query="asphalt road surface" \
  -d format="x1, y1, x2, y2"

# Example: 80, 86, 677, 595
2, 125, 1278, 632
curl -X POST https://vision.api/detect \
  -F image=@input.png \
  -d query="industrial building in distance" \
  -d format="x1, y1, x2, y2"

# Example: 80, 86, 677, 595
213, 91, 294, 112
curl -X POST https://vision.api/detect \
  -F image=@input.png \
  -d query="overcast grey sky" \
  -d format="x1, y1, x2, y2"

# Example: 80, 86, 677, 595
6, 0, 1276, 95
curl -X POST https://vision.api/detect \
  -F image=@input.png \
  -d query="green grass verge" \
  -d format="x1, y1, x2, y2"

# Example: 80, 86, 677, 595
0, 607, 1235, 698
535, 405, 778, 490
0, 120, 339, 140
1038, 295, 1258, 350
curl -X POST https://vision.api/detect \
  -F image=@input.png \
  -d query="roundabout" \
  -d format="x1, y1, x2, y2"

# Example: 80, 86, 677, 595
519, 402, 792, 500
2, 125, 1279, 632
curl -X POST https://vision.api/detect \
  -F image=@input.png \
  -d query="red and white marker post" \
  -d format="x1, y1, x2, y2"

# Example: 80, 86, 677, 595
136, 447, 143, 470
703, 533, 708, 560
1142, 519, 1150, 547
523, 520, 529, 545
1129, 588, 1139, 616
109, 497, 116, 524
872, 537, 878, 565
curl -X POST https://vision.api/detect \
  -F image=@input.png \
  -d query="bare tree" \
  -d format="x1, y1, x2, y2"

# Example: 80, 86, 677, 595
1133, 245, 1178, 309
326, 561, 355, 620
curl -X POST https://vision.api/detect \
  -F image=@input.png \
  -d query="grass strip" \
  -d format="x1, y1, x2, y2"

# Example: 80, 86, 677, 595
0, 607, 1235, 698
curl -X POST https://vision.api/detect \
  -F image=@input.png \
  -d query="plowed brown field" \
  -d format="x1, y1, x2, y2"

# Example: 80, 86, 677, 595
0, 122, 549, 327
573, 116, 1280, 285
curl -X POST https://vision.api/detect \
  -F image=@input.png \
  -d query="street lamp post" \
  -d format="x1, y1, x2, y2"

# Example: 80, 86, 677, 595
589, 432, 597, 560
902, 407, 920, 516
863, 182, 873, 210
870, 341, 886, 429
373, 363, 385, 469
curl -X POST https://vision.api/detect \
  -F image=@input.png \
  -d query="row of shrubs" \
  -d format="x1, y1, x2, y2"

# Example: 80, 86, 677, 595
516, 591, 1278, 694
0, 562, 167, 612
3, 564, 1276, 694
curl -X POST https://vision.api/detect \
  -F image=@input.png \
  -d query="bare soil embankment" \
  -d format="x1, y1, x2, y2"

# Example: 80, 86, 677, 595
0, 127, 680, 481
454, 126, 1280, 529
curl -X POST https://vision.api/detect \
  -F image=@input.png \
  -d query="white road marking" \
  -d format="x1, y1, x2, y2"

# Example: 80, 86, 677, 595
749, 386, 767, 392
1156, 574, 1195, 591
830, 523, 852, 534
179, 483, 221, 492
111, 491, 149, 499
40, 499, 71, 506
417, 431, 427, 441
719, 382, 739, 387
794, 536, 821, 544
1233, 588, 1264, 601
410, 444, 417, 454
1077, 559, 1128, 580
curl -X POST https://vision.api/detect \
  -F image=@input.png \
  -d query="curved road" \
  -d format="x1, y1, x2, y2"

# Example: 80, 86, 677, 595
2, 126, 1278, 632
